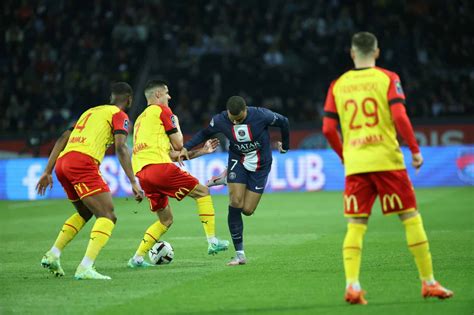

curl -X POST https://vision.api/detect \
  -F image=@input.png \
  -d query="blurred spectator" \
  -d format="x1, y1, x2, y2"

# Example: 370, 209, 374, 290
1, 0, 473, 140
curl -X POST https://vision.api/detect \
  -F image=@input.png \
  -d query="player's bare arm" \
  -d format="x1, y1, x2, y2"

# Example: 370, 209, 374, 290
170, 138, 219, 162
114, 133, 144, 202
36, 129, 72, 195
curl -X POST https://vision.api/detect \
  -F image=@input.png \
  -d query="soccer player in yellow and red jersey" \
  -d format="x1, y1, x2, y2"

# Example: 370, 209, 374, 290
322, 32, 453, 304
36, 82, 143, 280
127, 80, 229, 268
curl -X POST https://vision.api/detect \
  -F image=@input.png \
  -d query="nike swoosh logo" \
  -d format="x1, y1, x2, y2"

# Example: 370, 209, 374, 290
255, 186, 264, 190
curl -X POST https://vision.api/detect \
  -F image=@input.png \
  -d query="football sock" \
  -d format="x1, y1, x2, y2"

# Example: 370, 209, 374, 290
403, 214, 435, 282
228, 206, 244, 251
52, 213, 86, 256
135, 220, 168, 257
343, 223, 367, 285
81, 217, 114, 267
196, 195, 216, 242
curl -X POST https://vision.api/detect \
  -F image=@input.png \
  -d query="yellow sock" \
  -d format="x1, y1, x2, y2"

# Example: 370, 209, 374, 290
196, 195, 215, 239
343, 223, 367, 285
53, 213, 86, 251
136, 221, 168, 256
403, 214, 434, 282
84, 217, 115, 263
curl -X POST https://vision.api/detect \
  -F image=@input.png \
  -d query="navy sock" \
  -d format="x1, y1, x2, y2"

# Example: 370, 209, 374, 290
228, 206, 244, 251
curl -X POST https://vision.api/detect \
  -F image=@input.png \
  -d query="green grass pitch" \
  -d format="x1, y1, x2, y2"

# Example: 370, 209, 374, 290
0, 187, 473, 314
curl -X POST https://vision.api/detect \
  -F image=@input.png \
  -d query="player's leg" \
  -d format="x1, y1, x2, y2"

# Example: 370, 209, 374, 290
342, 173, 377, 305
129, 197, 172, 268
227, 182, 247, 265
74, 192, 116, 280
400, 211, 453, 299
375, 170, 453, 299
241, 165, 270, 216
41, 156, 92, 277
188, 184, 229, 255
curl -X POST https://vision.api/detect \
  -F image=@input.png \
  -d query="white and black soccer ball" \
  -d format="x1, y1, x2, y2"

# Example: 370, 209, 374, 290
148, 241, 174, 265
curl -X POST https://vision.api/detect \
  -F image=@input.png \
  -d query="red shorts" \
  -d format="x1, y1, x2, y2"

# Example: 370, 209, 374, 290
344, 170, 417, 217
55, 151, 110, 201
136, 163, 199, 211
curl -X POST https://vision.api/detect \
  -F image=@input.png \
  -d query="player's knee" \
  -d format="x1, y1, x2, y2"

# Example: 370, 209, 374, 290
242, 207, 255, 216
189, 184, 209, 199
161, 217, 173, 227
230, 199, 244, 209
242, 208, 255, 216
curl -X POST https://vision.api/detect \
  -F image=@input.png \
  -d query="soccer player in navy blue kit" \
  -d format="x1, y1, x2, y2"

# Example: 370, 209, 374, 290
179, 96, 290, 265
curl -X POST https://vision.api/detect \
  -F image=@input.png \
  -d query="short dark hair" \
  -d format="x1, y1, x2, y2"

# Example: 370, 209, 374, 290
226, 96, 246, 115
111, 82, 133, 95
144, 79, 167, 95
351, 32, 377, 55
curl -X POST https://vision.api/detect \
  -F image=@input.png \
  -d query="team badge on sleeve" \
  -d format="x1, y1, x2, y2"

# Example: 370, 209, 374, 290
171, 115, 177, 128
395, 81, 404, 95
123, 119, 129, 131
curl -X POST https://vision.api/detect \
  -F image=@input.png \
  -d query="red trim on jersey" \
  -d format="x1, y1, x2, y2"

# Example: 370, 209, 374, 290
111, 111, 130, 134
158, 105, 176, 132
231, 126, 237, 141
256, 149, 261, 171
322, 117, 343, 160
391, 104, 420, 154
247, 125, 253, 140
323, 80, 338, 113
374, 67, 406, 102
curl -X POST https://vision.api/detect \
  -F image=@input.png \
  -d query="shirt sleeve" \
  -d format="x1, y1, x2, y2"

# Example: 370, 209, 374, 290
390, 104, 420, 154
261, 108, 290, 151
111, 111, 130, 135
387, 72, 406, 106
184, 115, 221, 150
159, 105, 178, 135
323, 80, 339, 120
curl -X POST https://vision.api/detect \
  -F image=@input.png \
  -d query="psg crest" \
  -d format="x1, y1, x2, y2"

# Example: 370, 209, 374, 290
456, 149, 474, 185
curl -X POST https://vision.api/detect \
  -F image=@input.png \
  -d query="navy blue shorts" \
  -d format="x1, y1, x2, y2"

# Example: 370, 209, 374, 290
227, 159, 271, 193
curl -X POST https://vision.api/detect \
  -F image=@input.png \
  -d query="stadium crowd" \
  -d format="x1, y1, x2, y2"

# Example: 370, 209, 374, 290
1, 0, 473, 143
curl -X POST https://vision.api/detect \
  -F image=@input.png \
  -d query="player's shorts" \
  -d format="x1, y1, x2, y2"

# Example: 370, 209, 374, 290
343, 169, 417, 217
136, 163, 199, 211
226, 159, 271, 194
55, 151, 110, 201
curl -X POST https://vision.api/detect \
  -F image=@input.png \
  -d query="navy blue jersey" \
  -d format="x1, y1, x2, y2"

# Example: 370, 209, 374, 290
184, 107, 290, 171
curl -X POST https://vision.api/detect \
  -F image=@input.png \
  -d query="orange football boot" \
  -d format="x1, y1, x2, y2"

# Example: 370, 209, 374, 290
344, 285, 368, 305
422, 281, 454, 299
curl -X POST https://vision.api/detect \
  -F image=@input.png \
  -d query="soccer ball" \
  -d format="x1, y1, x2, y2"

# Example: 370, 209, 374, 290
148, 241, 174, 265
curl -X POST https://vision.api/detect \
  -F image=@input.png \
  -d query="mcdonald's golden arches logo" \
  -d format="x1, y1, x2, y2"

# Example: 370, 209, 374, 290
344, 195, 358, 212
382, 194, 403, 212
175, 187, 190, 200
73, 182, 90, 195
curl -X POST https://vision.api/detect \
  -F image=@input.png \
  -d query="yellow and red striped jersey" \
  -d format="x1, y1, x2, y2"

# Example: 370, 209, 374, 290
324, 67, 407, 175
132, 104, 178, 174
60, 105, 129, 163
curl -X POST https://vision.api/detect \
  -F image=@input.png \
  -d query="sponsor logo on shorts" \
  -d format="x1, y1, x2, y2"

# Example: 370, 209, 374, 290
255, 186, 264, 190
175, 187, 190, 200
382, 194, 403, 212
74, 182, 90, 195
344, 195, 358, 212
